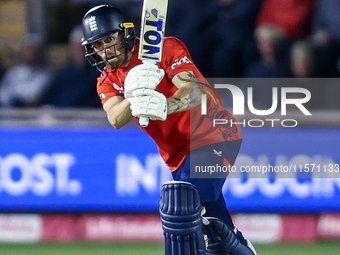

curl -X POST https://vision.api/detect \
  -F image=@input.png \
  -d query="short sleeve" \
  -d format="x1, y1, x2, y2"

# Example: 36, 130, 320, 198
96, 71, 125, 105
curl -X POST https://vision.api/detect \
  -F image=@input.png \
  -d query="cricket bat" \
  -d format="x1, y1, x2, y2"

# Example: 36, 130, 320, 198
138, 0, 168, 127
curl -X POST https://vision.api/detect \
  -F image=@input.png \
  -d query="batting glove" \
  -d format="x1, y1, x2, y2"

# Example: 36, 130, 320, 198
128, 89, 168, 121
124, 63, 165, 98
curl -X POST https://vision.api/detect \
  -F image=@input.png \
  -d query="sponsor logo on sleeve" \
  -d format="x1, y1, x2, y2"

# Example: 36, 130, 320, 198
171, 56, 193, 70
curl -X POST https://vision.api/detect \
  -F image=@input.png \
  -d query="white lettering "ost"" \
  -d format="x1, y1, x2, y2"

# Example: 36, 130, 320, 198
0, 153, 82, 196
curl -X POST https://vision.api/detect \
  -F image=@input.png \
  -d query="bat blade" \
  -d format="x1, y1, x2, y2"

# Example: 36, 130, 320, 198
138, 0, 168, 62
138, 0, 168, 128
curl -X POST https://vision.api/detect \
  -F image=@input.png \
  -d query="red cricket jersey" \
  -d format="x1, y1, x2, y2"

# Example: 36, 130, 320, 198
256, 0, 314, 39
97, 37, 242, 172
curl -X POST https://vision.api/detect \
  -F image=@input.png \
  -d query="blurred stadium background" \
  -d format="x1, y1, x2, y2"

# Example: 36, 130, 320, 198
1, 0, 340, 254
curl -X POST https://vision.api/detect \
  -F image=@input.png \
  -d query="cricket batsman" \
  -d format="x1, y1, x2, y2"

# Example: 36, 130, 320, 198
81, 4, 257, 255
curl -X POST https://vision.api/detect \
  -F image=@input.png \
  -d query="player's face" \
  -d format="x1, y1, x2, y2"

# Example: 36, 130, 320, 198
92, 32, 127, 69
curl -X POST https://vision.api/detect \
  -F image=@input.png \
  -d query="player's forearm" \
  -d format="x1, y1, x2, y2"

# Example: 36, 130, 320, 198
167, 83, 202, 114
106, 99, 133, 129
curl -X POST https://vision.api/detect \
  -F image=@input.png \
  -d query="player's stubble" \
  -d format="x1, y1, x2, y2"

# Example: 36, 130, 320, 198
105, 37, 134, 70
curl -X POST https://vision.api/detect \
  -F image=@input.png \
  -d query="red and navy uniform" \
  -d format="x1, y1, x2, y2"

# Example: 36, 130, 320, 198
97, 37, 242, 171
96, 37, 247, 245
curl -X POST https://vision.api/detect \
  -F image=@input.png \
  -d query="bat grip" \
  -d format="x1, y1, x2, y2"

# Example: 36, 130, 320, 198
138, 60, 157, 127
139, 116, 149, 127
143, 60, 156, 65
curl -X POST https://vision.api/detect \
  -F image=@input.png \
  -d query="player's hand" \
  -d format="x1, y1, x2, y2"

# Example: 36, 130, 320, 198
124, 63, 165, 98
127, 89, 168, 121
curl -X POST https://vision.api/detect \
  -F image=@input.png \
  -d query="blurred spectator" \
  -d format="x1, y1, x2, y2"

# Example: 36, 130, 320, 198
256, 0, 315, 40
166, 0, 219, 77
288, 40, 340, 110
290, 40, 316, 78
141, 0, 263, 78
0, 34, 51, 108
243, 24, 290, 110
209, 0, 263, 77
313, 0, 340, 45
288, 40, 324, 109
245, 24, 290, 78
312, 0, 340, 77
42, 26, 101, 108
312, 0, 340, 107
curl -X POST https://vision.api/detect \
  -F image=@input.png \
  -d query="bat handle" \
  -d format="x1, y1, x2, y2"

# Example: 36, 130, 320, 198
142, 60, 156, 65
139, 116, 149, 127
139, 60, 157, 127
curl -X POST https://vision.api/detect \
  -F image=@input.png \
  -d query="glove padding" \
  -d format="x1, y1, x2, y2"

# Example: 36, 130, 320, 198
124, 63, 165, 98
128, 89, 168, 121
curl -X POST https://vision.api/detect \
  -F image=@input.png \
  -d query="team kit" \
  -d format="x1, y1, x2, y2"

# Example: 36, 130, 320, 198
80, 3, 260, 255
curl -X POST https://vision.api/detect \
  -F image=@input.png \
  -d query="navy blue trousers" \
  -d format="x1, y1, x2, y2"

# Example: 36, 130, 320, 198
172, 139, 247, 245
